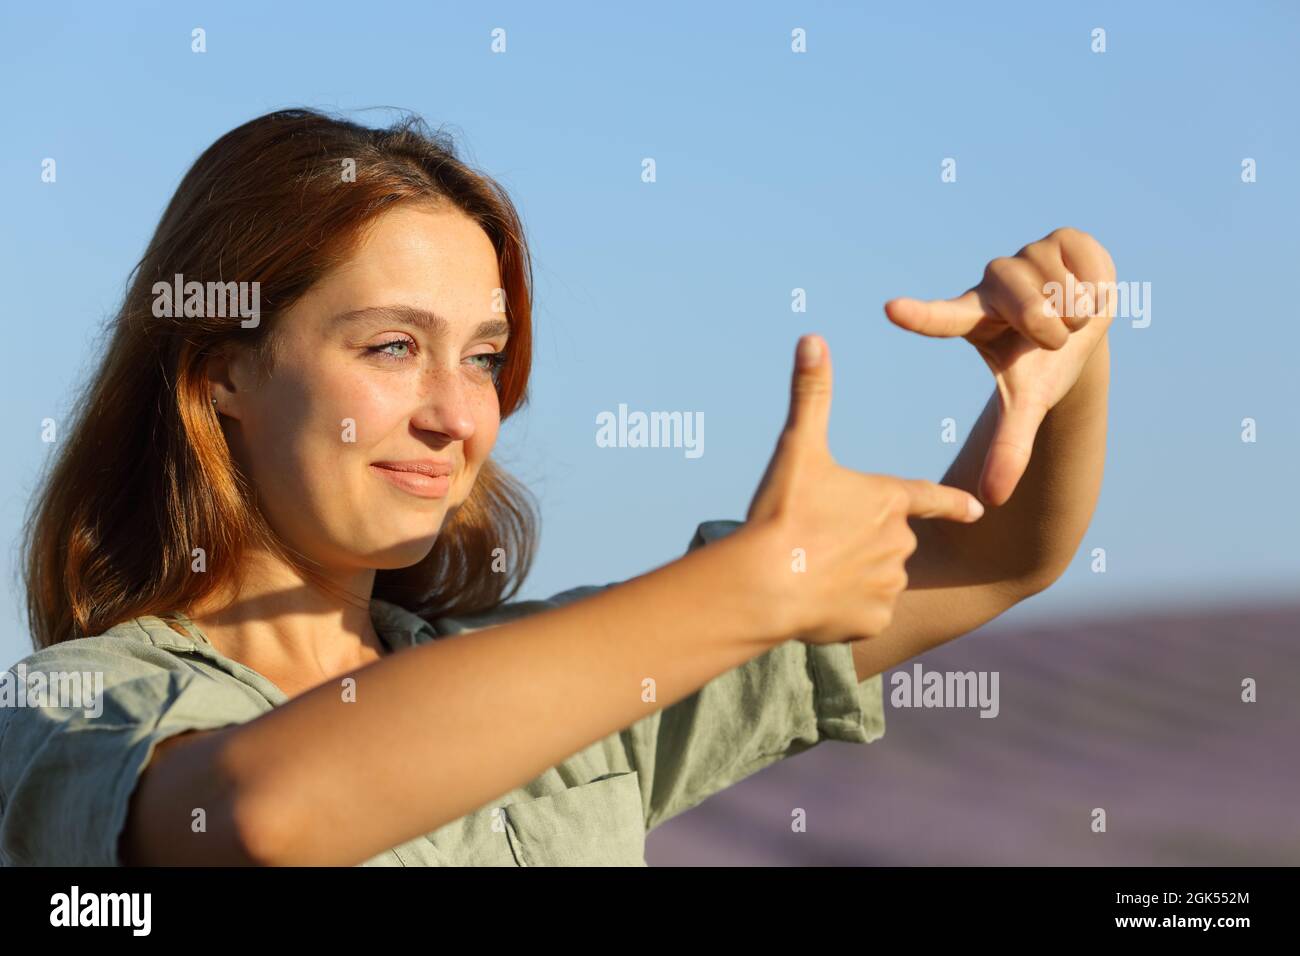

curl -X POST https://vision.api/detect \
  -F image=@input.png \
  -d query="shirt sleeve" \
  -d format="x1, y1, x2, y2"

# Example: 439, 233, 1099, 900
0, 639, 267, 866
619, 519, 886, 832
434, 519, 887, 834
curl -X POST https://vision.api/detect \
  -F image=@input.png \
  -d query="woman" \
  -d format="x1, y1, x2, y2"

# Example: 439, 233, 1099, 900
1, 108, 1111, 866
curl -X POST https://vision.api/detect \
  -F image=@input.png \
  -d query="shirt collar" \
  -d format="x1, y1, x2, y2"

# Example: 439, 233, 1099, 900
135, 599, 434, 650
366, 597, 438, 650
117, 598, 437, 686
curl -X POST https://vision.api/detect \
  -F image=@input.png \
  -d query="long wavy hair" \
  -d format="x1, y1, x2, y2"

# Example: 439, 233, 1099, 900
21, 107, 539, 649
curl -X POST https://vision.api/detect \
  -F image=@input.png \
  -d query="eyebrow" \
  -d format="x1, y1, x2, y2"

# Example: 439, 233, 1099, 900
330, 305, 510, 342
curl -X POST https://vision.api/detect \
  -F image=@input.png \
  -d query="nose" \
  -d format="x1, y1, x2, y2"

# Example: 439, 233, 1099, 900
411, 364, 477, 443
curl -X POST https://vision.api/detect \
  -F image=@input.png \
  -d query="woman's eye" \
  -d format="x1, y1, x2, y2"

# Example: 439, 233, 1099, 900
467, 351, 508, 378
365, 341, 506, 379
367, 338, 414, 361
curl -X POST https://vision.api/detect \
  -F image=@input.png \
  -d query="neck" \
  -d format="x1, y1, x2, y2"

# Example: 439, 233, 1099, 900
185, 546, 385, 690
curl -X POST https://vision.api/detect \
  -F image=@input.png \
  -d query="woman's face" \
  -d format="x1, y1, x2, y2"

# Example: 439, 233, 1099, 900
213, 203, 508, 572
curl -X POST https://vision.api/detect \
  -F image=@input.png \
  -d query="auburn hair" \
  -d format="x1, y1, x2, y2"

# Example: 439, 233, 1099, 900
21, 107, 539, 649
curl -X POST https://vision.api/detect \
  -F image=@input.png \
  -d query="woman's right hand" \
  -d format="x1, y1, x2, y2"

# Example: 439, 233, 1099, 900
744, 334, 986, 646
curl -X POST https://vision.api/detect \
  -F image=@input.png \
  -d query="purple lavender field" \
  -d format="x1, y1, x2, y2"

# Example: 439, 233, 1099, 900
646, 601, 1300, 866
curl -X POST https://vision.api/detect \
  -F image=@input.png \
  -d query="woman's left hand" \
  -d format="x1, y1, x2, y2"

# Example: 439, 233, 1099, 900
883, 226, 1116, 507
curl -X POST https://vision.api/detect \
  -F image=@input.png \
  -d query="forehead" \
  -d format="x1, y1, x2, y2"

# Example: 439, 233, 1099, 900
299, 203, 503, 328
328, 304, 509, 343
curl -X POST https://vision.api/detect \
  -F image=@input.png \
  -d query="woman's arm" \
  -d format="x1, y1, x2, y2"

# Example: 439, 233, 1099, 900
848, 227, 1117, 682
122, 522, 792, 867
121, 332, 979, 867
933, 332, 1109, 583
850, 332, 1109, 681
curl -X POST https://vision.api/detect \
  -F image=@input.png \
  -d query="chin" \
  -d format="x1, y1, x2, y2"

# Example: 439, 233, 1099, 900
364, 537, 440, 570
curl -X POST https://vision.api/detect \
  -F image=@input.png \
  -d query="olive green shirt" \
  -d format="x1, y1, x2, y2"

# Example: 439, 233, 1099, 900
0, 520, 885, 866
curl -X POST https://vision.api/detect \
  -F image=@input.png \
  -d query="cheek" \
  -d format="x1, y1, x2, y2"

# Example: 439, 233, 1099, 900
343, 374, 411, 436
465, 388, 501, 465
268, 367, 394, 473
240, 375, 316, 472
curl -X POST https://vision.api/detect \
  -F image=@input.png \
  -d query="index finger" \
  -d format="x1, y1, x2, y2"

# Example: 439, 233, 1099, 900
884, 289, 985, 338
898, 478, 985, 522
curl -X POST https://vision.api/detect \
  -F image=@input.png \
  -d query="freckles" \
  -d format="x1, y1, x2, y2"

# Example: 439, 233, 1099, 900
463, 389, 501, 452
475, 388, 502, 430
473, 382, 501, 411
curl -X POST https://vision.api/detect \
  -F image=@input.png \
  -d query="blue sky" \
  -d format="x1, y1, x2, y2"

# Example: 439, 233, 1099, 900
2, 0, 1297, 665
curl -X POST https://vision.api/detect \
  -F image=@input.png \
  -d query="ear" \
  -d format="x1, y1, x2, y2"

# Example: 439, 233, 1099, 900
204, 343, 260, 421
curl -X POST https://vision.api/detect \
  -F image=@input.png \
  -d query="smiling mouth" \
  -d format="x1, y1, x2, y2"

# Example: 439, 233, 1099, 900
370, 464, 452, 499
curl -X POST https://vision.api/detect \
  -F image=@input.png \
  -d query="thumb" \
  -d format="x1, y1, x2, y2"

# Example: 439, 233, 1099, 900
979, 398, 1049, 506
783, 334, 833, 450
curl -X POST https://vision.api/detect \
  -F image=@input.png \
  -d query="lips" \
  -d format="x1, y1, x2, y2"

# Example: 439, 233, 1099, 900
370, 460, 453, 478
370, 460, 454, 499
